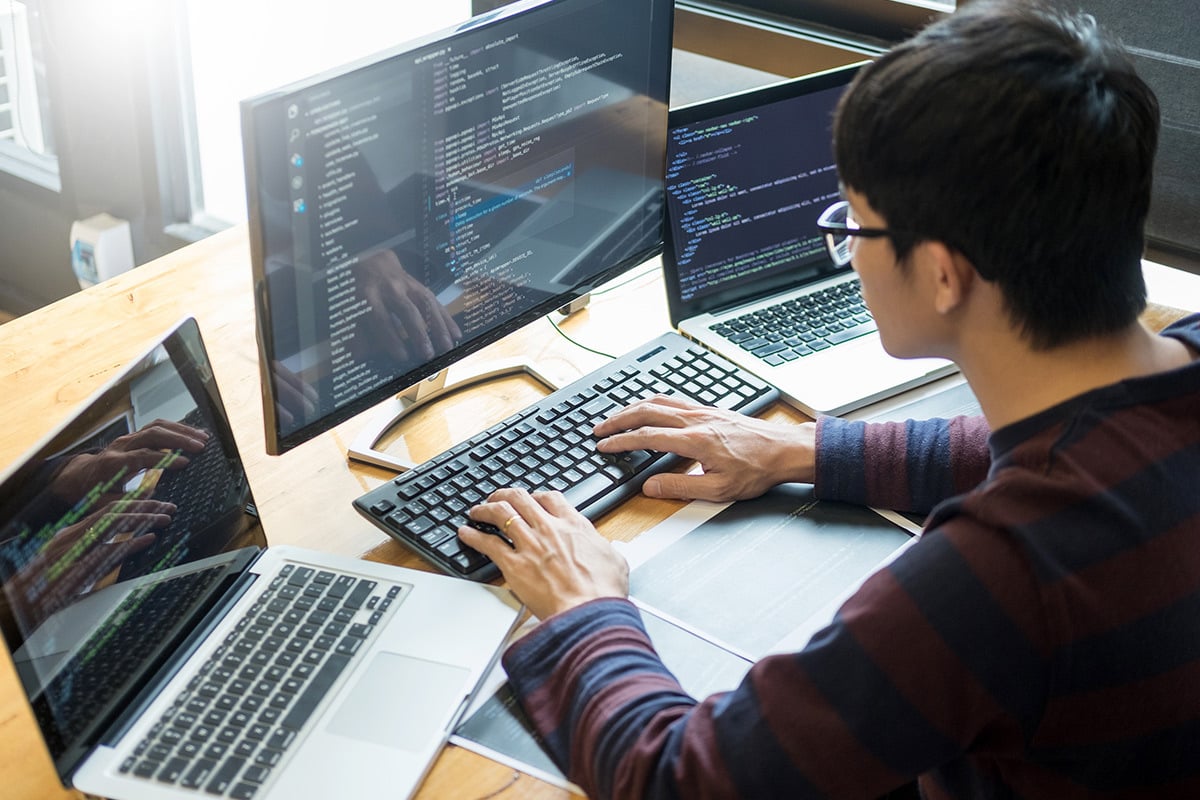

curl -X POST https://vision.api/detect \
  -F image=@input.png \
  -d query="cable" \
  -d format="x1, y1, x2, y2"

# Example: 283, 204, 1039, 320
473, 770, 521, 800
547, 315, 615, 360
548, 258, 662, 359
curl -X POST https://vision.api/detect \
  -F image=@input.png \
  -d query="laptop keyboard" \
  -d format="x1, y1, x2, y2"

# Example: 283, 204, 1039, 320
355, 332, 779, 582
121, 563, 407, 798
709, 279, 876, 366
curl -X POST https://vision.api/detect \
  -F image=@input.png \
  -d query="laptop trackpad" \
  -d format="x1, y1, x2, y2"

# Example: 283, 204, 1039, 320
325, 651, 470, 752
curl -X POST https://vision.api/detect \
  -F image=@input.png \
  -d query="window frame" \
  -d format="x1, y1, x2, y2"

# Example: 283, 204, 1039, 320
0, 0, 205, 260
0, 0, 59, 192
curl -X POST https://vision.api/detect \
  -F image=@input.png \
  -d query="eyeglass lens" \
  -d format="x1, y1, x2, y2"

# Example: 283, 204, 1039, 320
823, 203, 851, 265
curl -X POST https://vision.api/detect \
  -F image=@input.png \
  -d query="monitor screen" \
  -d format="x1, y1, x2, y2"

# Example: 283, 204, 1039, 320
242, 0, 673, 455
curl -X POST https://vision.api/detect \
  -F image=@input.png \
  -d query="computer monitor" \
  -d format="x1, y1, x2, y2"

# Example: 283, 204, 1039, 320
241, 0, 673, 469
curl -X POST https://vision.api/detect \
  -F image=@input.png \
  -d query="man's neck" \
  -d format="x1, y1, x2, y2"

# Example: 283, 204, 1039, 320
957, 321, 1196, 431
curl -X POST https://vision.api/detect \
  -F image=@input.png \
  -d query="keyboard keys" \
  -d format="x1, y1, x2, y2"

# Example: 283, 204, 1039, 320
715, 278, 874, 359
182, 758, 216, 789
826, 319, 878, 345
124, 565, 405, 798
206, 756, 245, 794
282, 653, 351, 731
355, 332, 779, 582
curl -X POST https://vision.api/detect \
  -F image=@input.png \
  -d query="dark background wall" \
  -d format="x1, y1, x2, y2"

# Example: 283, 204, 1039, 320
0, 179, 75, 313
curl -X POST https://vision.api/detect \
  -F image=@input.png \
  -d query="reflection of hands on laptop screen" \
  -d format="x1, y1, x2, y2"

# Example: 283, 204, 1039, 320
2, 498, 172, 632
48, 419, 209, 506
0, 419, 210, 633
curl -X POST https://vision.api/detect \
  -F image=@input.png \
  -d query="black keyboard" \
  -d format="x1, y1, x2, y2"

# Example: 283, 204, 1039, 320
121, 563, 406, 798
710, 278, 876, 366
354, 331, 780, 581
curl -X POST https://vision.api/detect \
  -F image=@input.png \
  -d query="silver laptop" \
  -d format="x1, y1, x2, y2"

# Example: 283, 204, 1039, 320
0, 317, 521, 800
662, 63, 957, 417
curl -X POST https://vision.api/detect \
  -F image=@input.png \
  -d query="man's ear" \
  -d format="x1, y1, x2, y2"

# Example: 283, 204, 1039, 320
920, 241, 974, 316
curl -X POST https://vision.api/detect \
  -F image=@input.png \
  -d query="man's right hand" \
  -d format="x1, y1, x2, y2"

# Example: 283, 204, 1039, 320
593, 395, 817, 502
459, 488, 629, 621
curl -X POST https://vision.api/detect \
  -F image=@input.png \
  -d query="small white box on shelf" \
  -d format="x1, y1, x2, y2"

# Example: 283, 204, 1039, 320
70, 213, 134, 289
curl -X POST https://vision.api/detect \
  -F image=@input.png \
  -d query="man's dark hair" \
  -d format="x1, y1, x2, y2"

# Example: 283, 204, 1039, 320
834, 0, 1159, 349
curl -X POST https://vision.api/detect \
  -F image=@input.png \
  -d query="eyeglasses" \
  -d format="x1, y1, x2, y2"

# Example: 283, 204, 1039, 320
816, 200, 898, 267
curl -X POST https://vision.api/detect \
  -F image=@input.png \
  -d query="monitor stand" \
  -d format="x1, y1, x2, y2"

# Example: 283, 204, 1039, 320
347, 359, 561, 473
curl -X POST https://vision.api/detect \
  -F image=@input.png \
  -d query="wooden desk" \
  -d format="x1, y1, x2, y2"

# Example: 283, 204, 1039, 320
1, 228, 1193, 799
0, 226, 804, 800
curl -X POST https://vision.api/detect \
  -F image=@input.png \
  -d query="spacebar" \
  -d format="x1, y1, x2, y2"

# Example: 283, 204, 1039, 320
281, 653, 352, 731
826, 321, 878, 345
561, 472, 620, 510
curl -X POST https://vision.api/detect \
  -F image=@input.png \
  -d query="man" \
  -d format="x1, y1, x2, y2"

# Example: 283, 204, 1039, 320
458, 1, 1200, 796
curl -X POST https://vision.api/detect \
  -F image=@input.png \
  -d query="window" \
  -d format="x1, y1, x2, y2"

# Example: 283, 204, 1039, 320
181, 1, 472, 227
0, 0, 56, 188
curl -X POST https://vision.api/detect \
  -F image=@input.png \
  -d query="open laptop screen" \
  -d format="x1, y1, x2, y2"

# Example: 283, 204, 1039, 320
0, 318, 265, 771
662, 63, 863, 325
